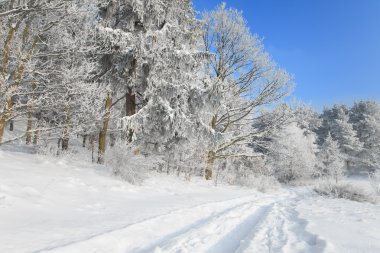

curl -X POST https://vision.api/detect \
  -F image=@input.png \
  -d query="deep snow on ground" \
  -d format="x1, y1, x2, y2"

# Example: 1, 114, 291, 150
0, 148, 380, 253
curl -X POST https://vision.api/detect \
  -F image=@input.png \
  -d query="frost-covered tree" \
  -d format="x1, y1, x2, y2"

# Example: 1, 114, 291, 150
330, 108, 362, 172
350, 101, 380, 171
95, 0, 211, 167
122, 0, 211, 167
201, 3, 293, 179
317, 132, 345, 183
268, 122, 318, 183
316, 104, 349, 145
294, 104, 322, 135
0, 0, 104, 146
30, 0, 104, 149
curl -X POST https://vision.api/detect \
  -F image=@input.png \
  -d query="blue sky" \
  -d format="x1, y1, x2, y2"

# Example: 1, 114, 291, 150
192, 0, 380, 110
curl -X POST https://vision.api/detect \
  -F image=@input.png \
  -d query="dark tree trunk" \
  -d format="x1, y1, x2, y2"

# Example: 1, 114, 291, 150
98, 94, 112, 164
9, 119, 13, 131
82, 134, 87, 148
126, 88, 136, 116
62, 138, 69, 151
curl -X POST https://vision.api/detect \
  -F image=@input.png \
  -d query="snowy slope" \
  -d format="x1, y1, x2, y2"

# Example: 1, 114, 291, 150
1, 149, 380, 253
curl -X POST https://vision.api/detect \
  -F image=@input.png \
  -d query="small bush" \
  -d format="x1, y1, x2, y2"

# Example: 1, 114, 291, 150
106, 144, 147, 185
106, 143, 162, 185
37, 142, 61, 157
314, 181, 376, 203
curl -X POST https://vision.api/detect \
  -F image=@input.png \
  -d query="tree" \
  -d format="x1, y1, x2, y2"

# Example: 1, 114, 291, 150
330, 107, 362, 172
201, 3, 293, 179
268, 122, 318, 183
318, 133, 345, 183
350, 101, 380, 171
0, 0, 103, 146
96, 0, 211, 167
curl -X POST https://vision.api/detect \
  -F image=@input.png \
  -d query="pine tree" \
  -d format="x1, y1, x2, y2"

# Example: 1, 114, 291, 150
350, 101, 380, 171
318, 133, 345, 183
331, 107, 362, 172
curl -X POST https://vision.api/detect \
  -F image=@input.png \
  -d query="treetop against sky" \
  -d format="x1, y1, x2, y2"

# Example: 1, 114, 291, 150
193, 0, 380, 110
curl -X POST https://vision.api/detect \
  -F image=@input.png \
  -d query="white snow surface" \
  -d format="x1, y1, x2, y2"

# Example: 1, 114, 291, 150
1, 149, 380, 253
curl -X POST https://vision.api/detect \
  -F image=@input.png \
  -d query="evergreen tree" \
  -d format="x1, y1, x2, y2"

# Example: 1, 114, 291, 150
318, 133, 345, 183
331, 107, 362, 172
350, 101, 380, 171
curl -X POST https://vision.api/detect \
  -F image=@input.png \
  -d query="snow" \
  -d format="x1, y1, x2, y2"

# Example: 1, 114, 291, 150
1, 149, 380, 253
298, 191, 380, 253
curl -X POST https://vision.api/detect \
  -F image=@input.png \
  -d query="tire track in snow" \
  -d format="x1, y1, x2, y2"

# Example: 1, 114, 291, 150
235, 193, 326, 253
38, 194, 277, 253
39, 189, 325, 253
133, 200, 276, 253
205, 203, 275, 253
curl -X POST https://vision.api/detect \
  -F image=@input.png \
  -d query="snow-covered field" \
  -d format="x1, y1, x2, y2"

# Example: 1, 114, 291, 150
1, 149, 380, 253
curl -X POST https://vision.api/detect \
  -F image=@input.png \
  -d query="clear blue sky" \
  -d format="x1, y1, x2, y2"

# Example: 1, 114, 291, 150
192, 0, 380, 110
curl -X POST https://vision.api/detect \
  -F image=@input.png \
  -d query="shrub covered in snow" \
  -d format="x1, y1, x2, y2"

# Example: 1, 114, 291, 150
314, 181, 376, 203
215, 158, 280, 192
106, 142, 162, 185
235, 175, 281, 192
37, 142, 61, 157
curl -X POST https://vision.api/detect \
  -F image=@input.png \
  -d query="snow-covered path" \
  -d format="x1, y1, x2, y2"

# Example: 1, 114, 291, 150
40, 190, 324, 253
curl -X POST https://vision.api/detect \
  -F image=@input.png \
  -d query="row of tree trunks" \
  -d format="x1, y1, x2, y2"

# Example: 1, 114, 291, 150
97, 88, 136, 163
0, 22, 19, 143
0, 35, 38, 143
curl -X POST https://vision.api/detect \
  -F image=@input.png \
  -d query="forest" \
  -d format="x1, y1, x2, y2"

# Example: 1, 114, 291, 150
1, 0, 379, 188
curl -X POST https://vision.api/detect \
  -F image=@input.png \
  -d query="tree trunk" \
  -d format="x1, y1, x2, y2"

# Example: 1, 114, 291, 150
205, 151, 215, 180
62, 138, 69, 151
125, 88, 136, 142
26, 109, 33, 144
33, 129, 39, 145
98, 94, 112, 164
126, 88, 136, 116
109, 133, 116, 147
61, 103, 71, 151
0, 97, 13, 143
0, 25, 17, 77
211, 114, 217, 130
9, 119, 13, 131
26, 80, 37, 144
204, 116, 218, 180
82, 134, 87, 148
90, 135, 96, 163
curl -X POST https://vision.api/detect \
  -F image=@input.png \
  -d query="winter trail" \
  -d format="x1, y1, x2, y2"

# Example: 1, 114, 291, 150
41, 189, 325, 253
